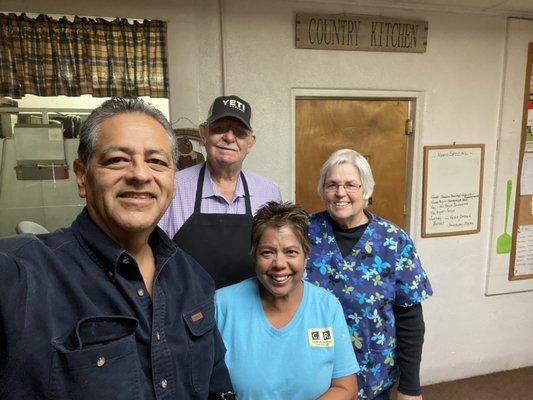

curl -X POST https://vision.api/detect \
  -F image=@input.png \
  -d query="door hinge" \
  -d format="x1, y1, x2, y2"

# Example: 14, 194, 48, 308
405, 119, 413, 136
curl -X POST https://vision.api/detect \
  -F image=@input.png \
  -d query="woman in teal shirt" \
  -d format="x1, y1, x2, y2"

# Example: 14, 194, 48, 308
215, 202, 359, 399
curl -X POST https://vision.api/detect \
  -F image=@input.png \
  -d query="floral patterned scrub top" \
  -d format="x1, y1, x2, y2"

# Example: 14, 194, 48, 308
306, 211, 433, 399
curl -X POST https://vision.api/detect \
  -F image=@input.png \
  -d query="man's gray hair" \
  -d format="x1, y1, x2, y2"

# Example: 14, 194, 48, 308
78, 97, 177, 166
317, 148, 375, 207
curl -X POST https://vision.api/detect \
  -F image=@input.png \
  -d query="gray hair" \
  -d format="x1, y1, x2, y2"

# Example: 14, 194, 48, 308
78, 97, 177, 166
317, 149, 375, 207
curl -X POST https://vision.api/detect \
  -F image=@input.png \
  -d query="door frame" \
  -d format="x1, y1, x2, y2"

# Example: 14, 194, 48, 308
291, 88, 425, 236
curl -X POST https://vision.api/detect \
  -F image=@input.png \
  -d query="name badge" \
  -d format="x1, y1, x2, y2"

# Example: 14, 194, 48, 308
307, 327, 334, 347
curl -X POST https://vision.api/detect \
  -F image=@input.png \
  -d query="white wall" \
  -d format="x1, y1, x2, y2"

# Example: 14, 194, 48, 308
3, 0, 533, 385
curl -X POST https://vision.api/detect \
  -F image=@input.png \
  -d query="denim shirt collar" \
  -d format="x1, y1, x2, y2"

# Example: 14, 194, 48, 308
71, 208, 177, 280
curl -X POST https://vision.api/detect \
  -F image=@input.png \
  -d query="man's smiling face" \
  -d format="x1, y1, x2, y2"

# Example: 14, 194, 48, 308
200, 117, 256, 169
74, 112, 176, 242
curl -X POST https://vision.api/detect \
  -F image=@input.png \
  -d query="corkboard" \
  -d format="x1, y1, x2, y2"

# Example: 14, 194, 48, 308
509, 42, 533, 280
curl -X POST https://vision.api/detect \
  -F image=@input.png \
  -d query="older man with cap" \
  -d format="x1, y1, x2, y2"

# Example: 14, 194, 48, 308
0, 98, 234, 400
159, 95, 281, 288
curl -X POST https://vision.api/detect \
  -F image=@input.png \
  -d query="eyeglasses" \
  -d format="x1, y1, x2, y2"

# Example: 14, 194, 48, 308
324, 182, 363, 193
208, 121, 250, 139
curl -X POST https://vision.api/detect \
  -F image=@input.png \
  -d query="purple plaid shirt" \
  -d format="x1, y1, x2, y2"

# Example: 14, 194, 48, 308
159, 163, 282, 238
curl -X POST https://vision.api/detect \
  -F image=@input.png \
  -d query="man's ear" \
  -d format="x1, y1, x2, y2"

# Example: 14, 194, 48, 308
73, 159, 88, 198
198, 123, 207, 145
248, 132, 257, 149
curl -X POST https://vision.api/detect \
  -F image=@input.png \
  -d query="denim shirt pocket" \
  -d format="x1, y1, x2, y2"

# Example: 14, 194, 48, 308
183, 300, 215, 395
50, 316, 142, 400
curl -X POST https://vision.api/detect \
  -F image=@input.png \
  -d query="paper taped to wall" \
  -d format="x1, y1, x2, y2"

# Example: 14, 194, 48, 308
515, 224, 533, 276
520, 153, 533, 195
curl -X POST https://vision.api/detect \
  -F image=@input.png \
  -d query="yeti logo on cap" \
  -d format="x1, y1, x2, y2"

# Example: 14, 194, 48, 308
222, 98, 246, 113
206, 95, 253, 130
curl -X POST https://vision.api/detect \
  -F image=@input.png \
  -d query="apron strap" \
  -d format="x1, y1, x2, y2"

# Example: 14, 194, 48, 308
193, 164, 207, 213
240, 171, 252, 215
193, 163, 253, 215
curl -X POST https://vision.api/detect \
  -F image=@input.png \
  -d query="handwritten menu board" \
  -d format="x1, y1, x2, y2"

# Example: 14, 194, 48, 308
422, 145, 484, 237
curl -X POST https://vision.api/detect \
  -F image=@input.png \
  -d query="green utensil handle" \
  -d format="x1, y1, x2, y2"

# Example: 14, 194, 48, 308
504, 180, 512, 233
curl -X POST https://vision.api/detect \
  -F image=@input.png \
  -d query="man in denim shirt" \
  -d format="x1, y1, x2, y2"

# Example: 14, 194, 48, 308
0, 98, 234, 399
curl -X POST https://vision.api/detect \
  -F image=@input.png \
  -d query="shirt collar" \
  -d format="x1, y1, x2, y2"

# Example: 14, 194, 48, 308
71, 208, 177, 280
202, 164, 249, 201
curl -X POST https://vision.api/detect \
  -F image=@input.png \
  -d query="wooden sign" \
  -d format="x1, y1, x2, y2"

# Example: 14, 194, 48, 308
422, 144, 484, 237
295, 13, 428, 53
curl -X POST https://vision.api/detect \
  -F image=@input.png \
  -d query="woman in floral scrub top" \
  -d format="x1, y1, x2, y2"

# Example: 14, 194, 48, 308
306, 149, 433, 400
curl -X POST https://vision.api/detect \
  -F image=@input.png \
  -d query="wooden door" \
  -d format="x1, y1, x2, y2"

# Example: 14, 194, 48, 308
295, 98, 409, 228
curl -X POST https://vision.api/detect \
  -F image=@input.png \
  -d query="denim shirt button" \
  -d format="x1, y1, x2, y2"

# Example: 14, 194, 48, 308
160, 378, 168, 389
96, 356, 106, 367
137, 288, 145, 297
155, 331, 161, 341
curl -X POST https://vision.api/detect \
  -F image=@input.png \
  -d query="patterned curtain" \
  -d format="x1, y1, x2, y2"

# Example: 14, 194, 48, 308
0, 13, 169, 99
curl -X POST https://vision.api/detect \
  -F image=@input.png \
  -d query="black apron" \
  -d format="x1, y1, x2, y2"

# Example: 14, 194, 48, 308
172, 164, 255, 288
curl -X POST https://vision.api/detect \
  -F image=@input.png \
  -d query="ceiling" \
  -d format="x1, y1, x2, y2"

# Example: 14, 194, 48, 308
308, 0, 533, 17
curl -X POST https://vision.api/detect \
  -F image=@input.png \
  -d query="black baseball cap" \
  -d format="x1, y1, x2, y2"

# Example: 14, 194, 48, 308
206, 95, 252, 130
